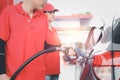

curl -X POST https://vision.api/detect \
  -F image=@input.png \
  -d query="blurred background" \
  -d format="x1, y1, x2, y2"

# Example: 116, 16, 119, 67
0, 0, 120, 80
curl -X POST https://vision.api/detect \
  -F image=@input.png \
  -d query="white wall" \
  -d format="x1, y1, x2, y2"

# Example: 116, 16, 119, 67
48, 0, 120, 27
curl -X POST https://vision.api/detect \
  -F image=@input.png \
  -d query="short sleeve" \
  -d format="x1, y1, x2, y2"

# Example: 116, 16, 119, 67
0, 7, 10, 42
45, 27, 61, 45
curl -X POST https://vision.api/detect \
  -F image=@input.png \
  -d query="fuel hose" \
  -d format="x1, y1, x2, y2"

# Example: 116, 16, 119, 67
10, 47, 62, 80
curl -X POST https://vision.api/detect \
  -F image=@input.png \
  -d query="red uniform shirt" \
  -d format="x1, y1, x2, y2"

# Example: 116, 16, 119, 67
0, 2, 48, 80
45, 26, 61, 75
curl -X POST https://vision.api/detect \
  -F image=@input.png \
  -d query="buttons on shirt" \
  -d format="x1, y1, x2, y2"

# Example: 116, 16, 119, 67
28, 19, 31, 22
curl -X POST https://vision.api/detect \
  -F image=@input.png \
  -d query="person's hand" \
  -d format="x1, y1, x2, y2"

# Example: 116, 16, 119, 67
68, 48, 76, 56
0, 74, 10, 80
